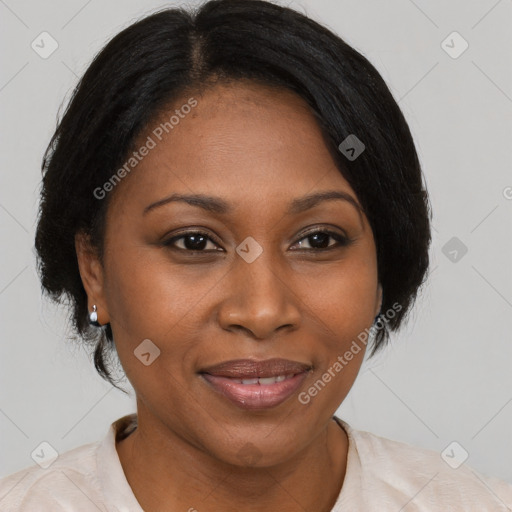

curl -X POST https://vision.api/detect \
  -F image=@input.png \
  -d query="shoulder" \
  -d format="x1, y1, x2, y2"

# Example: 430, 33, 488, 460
336, 417, 512, 510
0, 439, 104, 511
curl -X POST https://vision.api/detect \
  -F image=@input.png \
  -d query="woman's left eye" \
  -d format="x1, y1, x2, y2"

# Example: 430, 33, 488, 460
291, 229, 351, 251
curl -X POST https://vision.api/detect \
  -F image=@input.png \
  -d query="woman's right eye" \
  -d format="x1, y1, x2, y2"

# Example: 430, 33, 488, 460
163, 231, 223, 252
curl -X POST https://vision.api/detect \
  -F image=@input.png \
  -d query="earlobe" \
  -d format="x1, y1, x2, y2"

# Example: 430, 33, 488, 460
74, 231, 110, 325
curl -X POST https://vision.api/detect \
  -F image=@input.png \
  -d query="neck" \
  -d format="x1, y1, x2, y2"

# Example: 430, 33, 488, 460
116, 408, 349, 512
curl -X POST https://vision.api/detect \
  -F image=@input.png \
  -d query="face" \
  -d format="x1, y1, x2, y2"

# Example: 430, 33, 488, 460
76, 80, 382, 467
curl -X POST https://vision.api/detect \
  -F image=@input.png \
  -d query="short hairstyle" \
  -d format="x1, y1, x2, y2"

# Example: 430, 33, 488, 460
35, 0, 431, 390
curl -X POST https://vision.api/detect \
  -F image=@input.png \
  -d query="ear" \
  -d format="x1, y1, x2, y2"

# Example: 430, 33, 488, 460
75, 231, 110, 325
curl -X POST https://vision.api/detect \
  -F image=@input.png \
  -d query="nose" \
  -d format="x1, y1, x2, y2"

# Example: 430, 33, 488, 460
216, 247, 301, 340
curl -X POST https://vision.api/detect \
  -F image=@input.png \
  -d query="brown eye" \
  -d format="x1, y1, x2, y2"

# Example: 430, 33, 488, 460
292, 229, 352, 251
164, 231, 222, 252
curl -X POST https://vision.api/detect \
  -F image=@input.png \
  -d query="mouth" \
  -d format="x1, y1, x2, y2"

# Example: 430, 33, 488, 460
199, 358, 312, 410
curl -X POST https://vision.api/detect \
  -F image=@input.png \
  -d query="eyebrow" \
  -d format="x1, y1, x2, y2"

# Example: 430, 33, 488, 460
143, 190, 363, 219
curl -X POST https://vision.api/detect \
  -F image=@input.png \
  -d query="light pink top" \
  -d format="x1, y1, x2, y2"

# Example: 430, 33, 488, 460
1, 413, 511, 511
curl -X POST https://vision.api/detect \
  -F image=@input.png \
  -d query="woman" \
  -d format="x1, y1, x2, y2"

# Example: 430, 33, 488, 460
1, 0, 511, 510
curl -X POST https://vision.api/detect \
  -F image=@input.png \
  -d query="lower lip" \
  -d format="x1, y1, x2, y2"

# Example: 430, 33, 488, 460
201, 372, 308, 410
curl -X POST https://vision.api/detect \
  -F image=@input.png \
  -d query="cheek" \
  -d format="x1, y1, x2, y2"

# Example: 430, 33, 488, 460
104, 241, 214, 332
302, 248, 378, 336
295, 247, 377, 402
103, 243, 226, 378
295, 258, 376, 414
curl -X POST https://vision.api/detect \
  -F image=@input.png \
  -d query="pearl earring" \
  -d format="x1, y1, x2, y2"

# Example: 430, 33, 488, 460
89, 305, 100, 326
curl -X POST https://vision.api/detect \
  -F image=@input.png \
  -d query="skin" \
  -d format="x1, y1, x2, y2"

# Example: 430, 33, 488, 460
76, 80, 382, 512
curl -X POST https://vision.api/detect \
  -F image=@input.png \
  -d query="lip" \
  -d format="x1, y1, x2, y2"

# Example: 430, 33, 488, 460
200, 358, 311, 379
200, 358, 312, 410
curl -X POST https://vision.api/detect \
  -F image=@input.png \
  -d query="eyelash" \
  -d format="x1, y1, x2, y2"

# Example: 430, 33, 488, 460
162, 228, 352, 254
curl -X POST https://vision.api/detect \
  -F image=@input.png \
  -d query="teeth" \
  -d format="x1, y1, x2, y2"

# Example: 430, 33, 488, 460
241, 378, 259, 385
258, 377, 278, 385
236, 374, 294, 385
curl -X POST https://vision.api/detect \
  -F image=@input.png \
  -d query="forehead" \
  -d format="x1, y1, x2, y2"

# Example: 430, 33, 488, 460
108, 80, 356, 216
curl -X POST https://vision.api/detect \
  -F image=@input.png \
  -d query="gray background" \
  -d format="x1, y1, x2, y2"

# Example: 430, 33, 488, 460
1, 0, 511, 486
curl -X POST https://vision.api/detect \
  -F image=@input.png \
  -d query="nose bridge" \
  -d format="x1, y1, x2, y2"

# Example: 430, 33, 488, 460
218, 240, 300, 339
239, 244, 281, 301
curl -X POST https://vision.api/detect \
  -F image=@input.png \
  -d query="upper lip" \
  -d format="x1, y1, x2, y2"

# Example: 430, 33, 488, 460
200, 358, 312, 379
